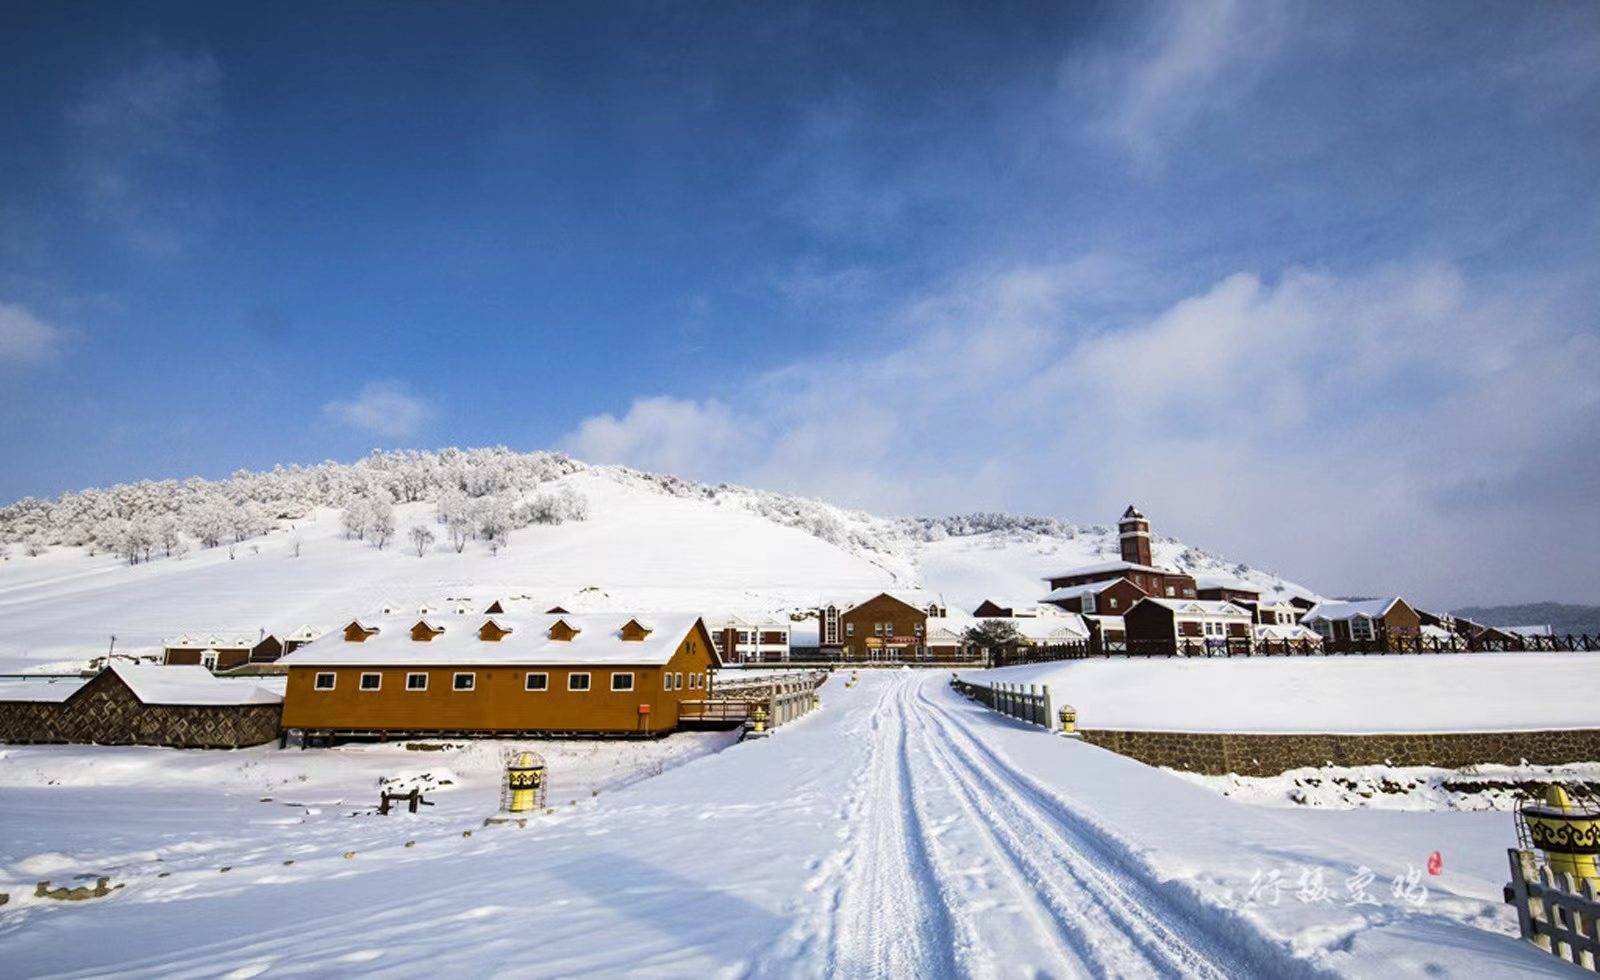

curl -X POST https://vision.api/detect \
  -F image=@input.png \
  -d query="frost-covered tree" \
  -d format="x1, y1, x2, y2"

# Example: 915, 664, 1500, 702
370, 498, 397, 550
340, 497, 371, 540
229, 501, 267, 544
186, 500, 231, 549
516, 486, 591, 525
409, 524, 435, 557
156, 516, 183, 557
475, 493, 514, 551
435, 487, 468, 527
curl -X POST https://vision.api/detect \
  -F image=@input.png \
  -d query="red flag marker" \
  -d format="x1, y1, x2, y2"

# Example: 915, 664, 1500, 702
1427, 851, 1443, 875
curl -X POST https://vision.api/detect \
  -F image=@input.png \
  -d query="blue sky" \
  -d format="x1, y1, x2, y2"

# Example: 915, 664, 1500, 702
1, 1, 1597, 605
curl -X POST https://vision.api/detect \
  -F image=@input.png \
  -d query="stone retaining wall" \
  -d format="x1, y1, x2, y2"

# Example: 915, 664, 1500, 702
1079, 727, 1600, 777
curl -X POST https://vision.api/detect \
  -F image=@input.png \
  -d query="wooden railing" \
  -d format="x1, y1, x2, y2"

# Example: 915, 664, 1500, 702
949, 676, 1054, 730
981, 632, 1600, 665
1505, 848, 1600, 971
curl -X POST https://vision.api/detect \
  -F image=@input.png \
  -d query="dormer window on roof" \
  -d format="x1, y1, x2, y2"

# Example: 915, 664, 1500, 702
344, 620, 380, 642
484, 600, 505, 615
411, 620, 446, 642
479, 619, 514, 642
621, 618, 653, 642
548, 619, 581, 642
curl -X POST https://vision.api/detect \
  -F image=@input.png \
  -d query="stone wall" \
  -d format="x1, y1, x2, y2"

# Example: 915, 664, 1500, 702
1079, 727, 1600, 777
0, 672, 282, 749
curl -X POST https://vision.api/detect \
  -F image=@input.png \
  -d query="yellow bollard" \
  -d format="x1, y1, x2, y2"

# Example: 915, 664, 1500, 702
1521, 785, 1600, 882
1058, 705, 1078, 737
507, 752, 543, 814
752, 704, 768, 735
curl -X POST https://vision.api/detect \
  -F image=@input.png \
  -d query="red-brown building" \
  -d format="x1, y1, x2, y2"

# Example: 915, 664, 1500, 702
163, 632, 285, 671
815, 593, 948, 661
1123, 598, 1254, 654
1302, 598, 1422, 644
1041, 507, 1198, 618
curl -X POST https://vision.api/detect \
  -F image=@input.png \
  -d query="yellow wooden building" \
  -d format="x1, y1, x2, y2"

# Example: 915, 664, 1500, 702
280, 612, 720, 739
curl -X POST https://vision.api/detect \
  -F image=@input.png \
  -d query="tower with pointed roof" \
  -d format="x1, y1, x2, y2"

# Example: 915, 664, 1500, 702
1119, 505, 1152, 567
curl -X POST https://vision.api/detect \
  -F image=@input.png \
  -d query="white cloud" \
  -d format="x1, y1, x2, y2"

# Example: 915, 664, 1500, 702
562, 397, 758, 481
559, 258, 1600, 606
67, 40, 223, 254
322, 382, 434, 440
1068, 0, 1291, 162
0, 302, 66, 365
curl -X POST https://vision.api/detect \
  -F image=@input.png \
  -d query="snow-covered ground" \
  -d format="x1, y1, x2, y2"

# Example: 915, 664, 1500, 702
1178, 761, 1600, 810
966, 654, 1600, 732
0, 673, 1568, 976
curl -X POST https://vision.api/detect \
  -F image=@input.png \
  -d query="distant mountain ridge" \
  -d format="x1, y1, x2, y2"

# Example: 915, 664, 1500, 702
1452, 603, 1600, 637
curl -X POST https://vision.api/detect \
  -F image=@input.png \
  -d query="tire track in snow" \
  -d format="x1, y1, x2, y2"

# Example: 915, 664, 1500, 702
902, 683, 1122, 976
768, 673, 959, 979
825, 674, 958, 977
913, 676, 1317, 979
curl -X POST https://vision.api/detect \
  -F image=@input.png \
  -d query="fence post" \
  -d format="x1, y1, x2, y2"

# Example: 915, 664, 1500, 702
1042, 684, 1053, 731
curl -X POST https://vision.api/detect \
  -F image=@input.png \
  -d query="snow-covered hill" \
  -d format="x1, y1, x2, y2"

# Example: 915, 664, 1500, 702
0, 450, 1316, 670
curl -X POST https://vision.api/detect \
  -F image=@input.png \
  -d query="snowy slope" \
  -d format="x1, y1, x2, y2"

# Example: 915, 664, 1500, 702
0, 452, 1315, 670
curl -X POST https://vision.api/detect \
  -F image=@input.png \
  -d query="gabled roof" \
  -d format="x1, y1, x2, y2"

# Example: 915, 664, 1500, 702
1193, 575, 1261, 594
1255, 623, 1321, 642
284, 613, 708, 667
826, 591, 944, 616
1132, 598, 1252, 618
1040, 579, 1145, 603
0, 675, 87, 703
164, 631, 264, 650
107, 664, 281, 706
1041, 560, 1174, 582
1010, 614, 1091, 641
1303, 598, 1404, 622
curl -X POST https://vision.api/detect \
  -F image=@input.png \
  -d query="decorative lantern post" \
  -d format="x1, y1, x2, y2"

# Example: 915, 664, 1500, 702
1519, 785, 1600, 882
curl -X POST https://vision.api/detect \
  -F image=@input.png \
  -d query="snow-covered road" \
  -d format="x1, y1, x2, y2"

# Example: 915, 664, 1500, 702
776, 674, 1283, 978
0, 672, 1569, 977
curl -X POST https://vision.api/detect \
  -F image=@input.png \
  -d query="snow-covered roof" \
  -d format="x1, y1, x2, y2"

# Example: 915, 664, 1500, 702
1193, 575, 1261, 595
1011, 614, 1090, 641
1501, 625, 1553, 637
707, 614, 790, 630
1082, 614, 1125, 628
164, 631, 265, 650
1303, 598, 1403, 622
0, 675, 88, 703
1040, 560, 1174, 582
282, 613, 708, 667
926, 613, 977, 639
110, 664, 282, 706
818, 591, 945, 614
1040, 580, 1141, 603
1133, 598, 1252, 619
1255, 623, 1322, 642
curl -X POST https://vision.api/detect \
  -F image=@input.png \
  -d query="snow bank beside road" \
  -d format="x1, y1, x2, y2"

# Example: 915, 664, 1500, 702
966, 653, 1600, 733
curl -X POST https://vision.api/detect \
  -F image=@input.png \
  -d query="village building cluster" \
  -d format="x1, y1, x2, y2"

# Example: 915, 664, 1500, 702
0, 504, 1574, 751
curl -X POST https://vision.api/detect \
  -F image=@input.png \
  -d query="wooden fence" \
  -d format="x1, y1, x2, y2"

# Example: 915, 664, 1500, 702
680, 670, 828, 730
949, 676, 1054, 730
1505, 848, 1600, 971
984, 632, 1600, 667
